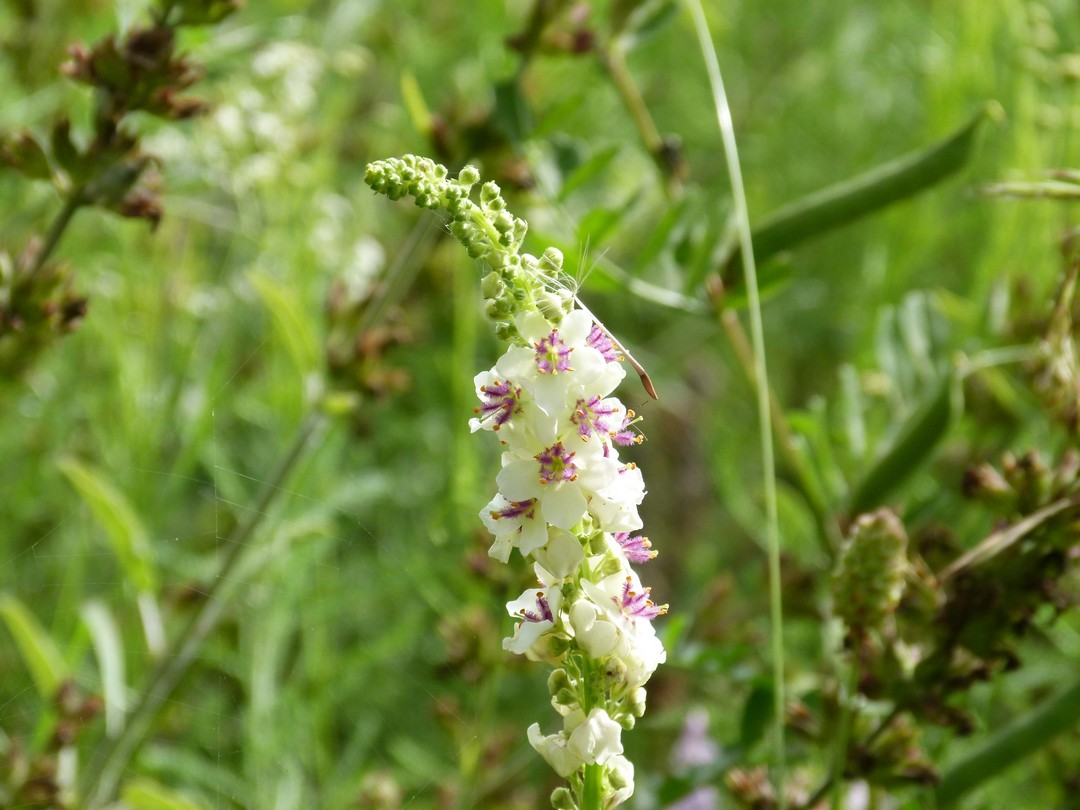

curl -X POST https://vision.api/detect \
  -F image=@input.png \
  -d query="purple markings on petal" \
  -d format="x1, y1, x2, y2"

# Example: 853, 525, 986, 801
490, 498, 537, 521
534, 329, 574, 375
618, 576, 667, 621
475, 379, 522, 429
518, 591, 554, 623
587, 324, 623, 363
535, 442, 578, 485
613, 532, 657, 564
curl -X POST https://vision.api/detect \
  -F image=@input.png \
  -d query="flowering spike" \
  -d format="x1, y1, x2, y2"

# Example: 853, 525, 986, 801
367, 156, 665, 809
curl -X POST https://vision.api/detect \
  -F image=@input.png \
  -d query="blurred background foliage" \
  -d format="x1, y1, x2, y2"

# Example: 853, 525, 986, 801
1, 0, 1079, 808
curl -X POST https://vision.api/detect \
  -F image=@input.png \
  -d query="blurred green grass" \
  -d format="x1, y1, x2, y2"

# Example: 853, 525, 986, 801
1, 1, 1079, 808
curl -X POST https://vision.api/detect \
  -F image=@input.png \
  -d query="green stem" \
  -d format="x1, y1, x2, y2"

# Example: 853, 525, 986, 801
829, 646, 861, 810
684, 1, 787, 803
23, 188, 85, 280
719, 309, 841, 556
79, 412, 329, 807
598, 41, 682, 200
582, 763, 604, 810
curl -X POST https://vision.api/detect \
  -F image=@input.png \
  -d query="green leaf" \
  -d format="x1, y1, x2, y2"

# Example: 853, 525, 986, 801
623, 0, 679, 47
57, 457, 157, 594
739, 679, 775, 750
492, 78, 533, 146
576, 199, 635, 248
558, 145, 620, 201
634, 196, 691, 272
122, 777, 209, 810
1, 129, 53, 180
81, 600, 127, 737
936, 675, 1080, 806
399, 71, 432, 134
721, 107, 989, 274
847, 371, 963, 516
248, 271, 321, 378
0, 592, 68, 699
50, 118, 88, 184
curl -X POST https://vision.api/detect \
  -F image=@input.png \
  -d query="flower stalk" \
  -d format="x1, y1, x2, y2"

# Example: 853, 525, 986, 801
366, 154, 666, 808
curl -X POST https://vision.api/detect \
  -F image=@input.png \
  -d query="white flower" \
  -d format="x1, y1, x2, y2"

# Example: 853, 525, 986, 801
532, 528, 586, 581
570, 569, 667, 688
526, 708, 624, 779
606, 754, 635, 807
503, 579, 563, 658
589, 464, 646, 532
496, 438, 622, 531
479, 492, 547, 562
497, 310, 624, 418
528, 724, 581, 778
566, 708, 624, 767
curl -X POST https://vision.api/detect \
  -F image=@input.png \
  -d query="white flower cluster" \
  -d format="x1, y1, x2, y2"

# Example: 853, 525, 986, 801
474, 308, 667, 808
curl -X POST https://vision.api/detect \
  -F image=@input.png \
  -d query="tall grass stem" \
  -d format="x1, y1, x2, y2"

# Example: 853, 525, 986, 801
683, 0, 787, 800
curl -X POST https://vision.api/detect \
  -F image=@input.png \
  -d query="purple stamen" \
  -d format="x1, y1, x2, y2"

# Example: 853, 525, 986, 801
475, 379, 522, 429
613, 532, 657, 564
519, 591, 554, 623
618, 577, 666, 621
572, 395, 621, 441
535, 442, 578, 485
612, 409, 643, 446
586, 324, 622, 363
534, 330, 574, 374
490, 498, 537, 521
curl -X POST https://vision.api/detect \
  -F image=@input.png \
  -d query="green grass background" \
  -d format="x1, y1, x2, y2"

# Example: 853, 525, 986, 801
1, 1, 1079, 807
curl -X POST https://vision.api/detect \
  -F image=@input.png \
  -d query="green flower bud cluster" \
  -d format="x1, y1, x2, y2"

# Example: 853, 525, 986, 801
832, 509, 908, 638
364, 155, 573, 339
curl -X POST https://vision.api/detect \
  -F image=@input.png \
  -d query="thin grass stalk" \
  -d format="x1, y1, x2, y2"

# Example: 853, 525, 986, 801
683, 0, 787, 801
80, 411, 329, 807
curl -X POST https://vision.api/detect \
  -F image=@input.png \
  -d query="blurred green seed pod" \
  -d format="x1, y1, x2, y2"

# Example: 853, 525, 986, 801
493, 211, 514, 234
480, 181, 501, 205
537, 291, 567, 322
547, 668, 571, 696
832, 508, 908, 638
551, 787, 577, 810
962, 462, 1015, 507
542, 246, 564, 273
629, 687, 647, 717
481, 271, 504, 300
457, 164, 480, 188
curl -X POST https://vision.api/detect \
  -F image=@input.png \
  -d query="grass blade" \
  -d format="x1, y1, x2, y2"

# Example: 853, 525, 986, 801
58, 457, 157, 594
721, 106, 989, 275
0, 592, 68, 700
935, 674, 1080, 806
81, 599, 128, 737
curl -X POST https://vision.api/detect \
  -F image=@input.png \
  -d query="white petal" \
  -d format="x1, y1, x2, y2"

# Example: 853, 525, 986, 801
497, 459, 541, 501
566, 708, 623, 766
528, 724, 582, 778
495, 345, 535, 379
540, 482, 587, 530
532, 528, 585, 579
517, 310, 553, 343
560, 310, 593, 345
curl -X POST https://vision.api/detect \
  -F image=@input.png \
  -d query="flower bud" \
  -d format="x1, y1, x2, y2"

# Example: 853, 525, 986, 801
548, 668, 571, 696
542, 246, 564, 273
551, 787, 577, 809
832, 509, 908, 637
457, 164, 480, 187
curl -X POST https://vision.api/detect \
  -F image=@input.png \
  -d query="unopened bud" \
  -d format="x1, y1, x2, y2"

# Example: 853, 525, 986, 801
833, 509, 908, 636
